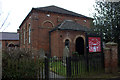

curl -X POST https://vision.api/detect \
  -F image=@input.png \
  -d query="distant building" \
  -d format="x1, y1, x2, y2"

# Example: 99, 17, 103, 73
0, 32, 19, 49
19, 5, 93, 57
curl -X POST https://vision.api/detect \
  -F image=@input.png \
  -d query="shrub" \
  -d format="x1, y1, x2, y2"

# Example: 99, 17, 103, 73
2, 48, 44, 79
53, 56, 58, 62
72, 52, 79, 56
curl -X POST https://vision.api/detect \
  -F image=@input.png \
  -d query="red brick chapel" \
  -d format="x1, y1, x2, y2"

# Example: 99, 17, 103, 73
19, 5, 93, 57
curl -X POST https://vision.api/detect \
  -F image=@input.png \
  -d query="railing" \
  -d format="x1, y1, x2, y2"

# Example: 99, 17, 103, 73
47, 54, 104, 78
3, 54, 104, 79
2, 57, 45, 79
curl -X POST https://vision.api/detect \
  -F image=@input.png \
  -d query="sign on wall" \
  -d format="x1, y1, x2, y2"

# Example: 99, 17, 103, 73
88, 37, 101, 53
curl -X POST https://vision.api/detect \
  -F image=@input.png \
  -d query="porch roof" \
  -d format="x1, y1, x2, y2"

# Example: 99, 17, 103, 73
50, 20, 90, 32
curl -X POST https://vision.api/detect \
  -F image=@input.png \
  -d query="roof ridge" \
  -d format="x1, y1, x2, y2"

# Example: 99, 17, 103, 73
34, 5, 93, 19
58, 20, 74, 28
35, 5, 56, 9
58, 20, 66, 28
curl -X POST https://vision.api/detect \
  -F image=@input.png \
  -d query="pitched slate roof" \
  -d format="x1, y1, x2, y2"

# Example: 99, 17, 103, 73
50, 20, 90, 32
0, 32, 19, 40
19, 5, 93, 28
34, 5, 93, 19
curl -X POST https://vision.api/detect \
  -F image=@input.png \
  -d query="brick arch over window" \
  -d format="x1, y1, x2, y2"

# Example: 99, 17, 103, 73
63, 37, 72, 43
73, 35, 85, 44
7, 42, 15, 47
42, 20, 54, 28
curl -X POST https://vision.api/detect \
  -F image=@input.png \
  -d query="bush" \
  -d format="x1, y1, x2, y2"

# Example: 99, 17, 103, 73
2, 48, 44, 79
72, 52, 79, 56
53, 56, 58, 62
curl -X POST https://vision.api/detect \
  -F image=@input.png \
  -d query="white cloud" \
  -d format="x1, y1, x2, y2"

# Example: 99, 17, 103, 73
0, 2, 1, 9
0, 0, 96, 32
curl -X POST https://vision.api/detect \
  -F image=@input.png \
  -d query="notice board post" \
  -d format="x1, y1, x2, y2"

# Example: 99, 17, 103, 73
85, 33, 104, 72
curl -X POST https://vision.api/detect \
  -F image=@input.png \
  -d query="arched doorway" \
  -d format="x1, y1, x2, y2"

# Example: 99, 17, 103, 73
75, 37, 84, 55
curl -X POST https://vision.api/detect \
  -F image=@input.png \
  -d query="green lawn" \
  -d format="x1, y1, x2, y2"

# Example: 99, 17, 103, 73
50, 61, 66, 76
49, 60, 87, 77
49, 59, 104, 77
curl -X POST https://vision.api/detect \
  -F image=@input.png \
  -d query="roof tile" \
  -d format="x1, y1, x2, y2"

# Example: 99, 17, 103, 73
0, 32, 19, 40
50, 20, 90, 32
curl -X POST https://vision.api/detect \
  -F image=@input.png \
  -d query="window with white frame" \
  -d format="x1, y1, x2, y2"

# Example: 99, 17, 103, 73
24, 29, 25, 44
28, 24, 31, 44
0, 41, 2, 49
21, 29, 22, 44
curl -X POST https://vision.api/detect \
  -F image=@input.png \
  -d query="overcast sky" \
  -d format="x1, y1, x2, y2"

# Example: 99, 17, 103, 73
0, 0, 96, 32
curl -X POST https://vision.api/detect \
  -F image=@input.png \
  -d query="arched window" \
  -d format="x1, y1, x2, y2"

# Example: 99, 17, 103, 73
8, 43, 15, 47
42, 20, 54, 28
28, 24, 31, 44
65, 39, 70, 48
0, 41, 2, 49
24, 29, 25, 44
20, 29, 22, 44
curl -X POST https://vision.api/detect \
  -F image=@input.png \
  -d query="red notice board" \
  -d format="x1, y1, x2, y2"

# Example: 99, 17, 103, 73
88, 37, 101, 53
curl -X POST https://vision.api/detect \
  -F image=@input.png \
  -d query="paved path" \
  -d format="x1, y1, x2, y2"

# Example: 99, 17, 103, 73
49, 71, 65, 78
40, 69, 65, 79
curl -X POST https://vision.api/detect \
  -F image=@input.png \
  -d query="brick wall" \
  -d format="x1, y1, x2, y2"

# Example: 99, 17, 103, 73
104, 42, 118, 73
19, 9, 92, 55
51, 30, 85, 57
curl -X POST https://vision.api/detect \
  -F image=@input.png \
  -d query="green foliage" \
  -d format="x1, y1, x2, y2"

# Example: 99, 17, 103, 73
50, 61, 66, 76
49, 57, 103, 77
2, 48, 44, 79
72, 52, 79, 56
92, 1, 120, 42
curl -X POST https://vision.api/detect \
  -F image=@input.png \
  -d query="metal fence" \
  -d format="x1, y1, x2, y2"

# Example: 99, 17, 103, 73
46, 54, 104, 78
3, 54, 104, 79
2, 57, 45, 79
